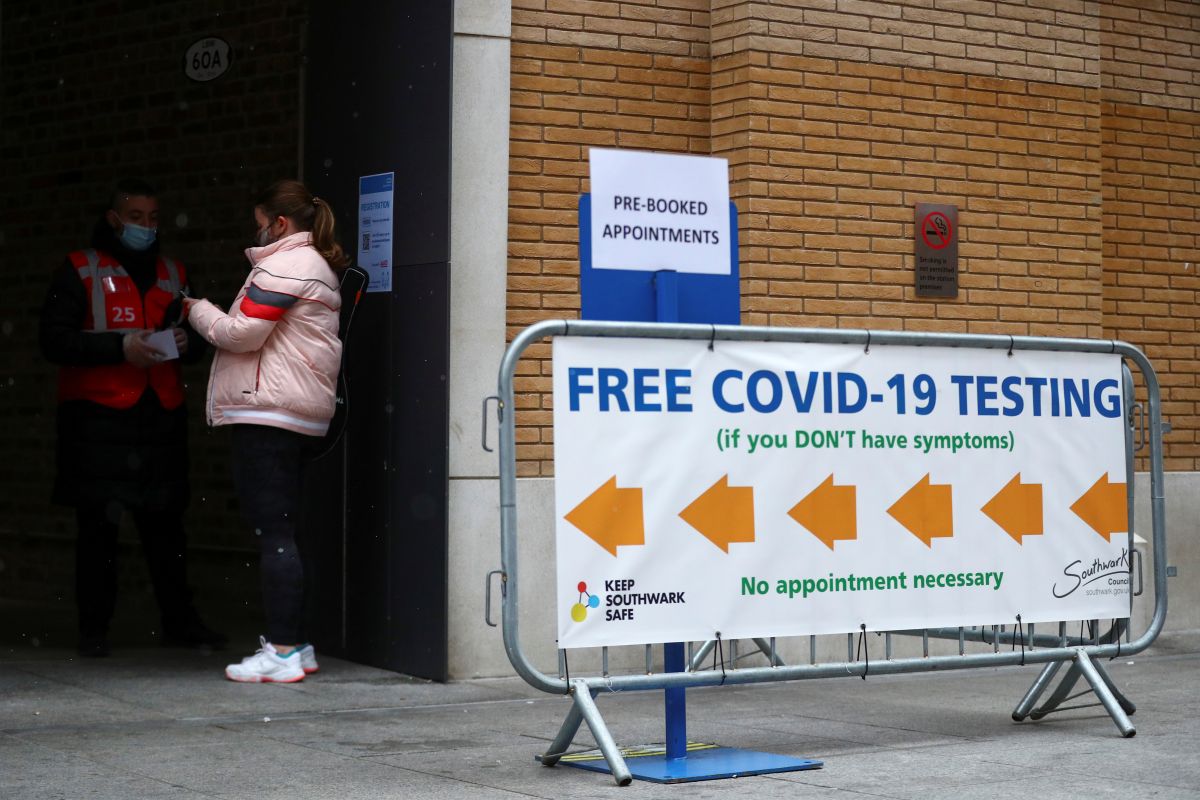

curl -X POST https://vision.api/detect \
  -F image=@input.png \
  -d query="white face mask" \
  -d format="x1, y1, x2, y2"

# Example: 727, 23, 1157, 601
254, 225, 273, 247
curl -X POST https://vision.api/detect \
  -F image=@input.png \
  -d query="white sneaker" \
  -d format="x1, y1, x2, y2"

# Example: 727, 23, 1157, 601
224, 637, 305, 683
296, 643, 319, 674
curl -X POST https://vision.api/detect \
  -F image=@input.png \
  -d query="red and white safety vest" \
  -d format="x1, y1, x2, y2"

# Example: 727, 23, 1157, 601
57, 248, 187, 410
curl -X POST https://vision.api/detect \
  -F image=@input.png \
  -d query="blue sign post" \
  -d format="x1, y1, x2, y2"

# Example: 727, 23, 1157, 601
579, 194, 740, 325
572, 192, 822, 782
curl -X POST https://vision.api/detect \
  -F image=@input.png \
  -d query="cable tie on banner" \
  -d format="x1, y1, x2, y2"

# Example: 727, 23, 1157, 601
1008, 335, 1015, 357
1111, 618, 1122, 660
708, 324, 717, 352
856, 623, 869, 680
713, 631, 727, 685
563, 648, 570, 685
864, 331, 871, 355
1013, 614, 1025, 666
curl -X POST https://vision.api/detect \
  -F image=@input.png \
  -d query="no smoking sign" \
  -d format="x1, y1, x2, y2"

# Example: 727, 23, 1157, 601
921, 211, 952, 249
915, 203, 958, 298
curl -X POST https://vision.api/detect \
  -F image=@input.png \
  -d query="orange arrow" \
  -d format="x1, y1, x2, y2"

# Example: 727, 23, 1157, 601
981, 473, 1043, 544
788, 475, 857, 550
887, 473, 953, 547
564, 476, 644, 556
1070, 473, 1128, 541
679, 475, 755, 553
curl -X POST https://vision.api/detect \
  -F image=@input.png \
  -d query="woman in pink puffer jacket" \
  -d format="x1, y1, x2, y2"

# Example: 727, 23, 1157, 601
186, 180, 347, 683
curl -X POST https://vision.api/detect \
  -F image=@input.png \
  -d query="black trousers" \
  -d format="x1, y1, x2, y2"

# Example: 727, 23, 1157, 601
75, 503, 192, 637
230, 424, 311, 644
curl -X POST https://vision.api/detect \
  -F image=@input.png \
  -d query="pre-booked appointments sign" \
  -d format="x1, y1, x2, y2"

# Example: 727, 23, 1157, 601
589, 148, 731, 275
553, 337, 1133, 648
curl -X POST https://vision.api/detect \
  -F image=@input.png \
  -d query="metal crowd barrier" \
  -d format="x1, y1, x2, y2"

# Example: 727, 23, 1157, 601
490, 320, 1169, 786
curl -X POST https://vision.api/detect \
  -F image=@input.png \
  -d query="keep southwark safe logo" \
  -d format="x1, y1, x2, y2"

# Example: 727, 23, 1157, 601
570, 579, 686, 623
570, 581, 601, 622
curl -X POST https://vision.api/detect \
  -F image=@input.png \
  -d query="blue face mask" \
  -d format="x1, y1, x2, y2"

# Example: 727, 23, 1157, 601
119, 222, 157, 251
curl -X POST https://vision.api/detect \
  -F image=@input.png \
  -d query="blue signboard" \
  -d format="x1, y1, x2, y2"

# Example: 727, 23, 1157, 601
578, 194, 740, 325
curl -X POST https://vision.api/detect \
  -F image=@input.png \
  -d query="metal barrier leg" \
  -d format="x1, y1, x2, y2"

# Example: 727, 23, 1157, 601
571, 679, 633, 785
688, 639, 716, 671
1012, 661, 1064, 721
1076, 651, 1137, 738
1030, 660, 1084, 720
539, 697, 588, 768
752, 637, 786, 666
1088, 656, 1138, 716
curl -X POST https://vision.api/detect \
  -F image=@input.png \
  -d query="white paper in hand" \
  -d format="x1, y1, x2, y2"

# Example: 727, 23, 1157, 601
146, 329, 180, 361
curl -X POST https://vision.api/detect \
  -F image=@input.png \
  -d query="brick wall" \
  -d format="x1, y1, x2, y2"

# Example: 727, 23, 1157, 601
1100, 1, 1200, 471
0, 1, 307, 600
509, 0, 1175, 476
717, 55, 1103, 335
509, 0, 713, 476
1101, 0, 1199, 113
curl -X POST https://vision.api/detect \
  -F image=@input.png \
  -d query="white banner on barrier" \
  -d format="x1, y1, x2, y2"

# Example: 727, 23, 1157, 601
553, 336, 1132, 649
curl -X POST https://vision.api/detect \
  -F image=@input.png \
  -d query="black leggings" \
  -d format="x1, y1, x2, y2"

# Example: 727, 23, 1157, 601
231, 424, 312, 644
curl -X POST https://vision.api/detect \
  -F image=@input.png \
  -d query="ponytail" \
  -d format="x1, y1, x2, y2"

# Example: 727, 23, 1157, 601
310, 197, 349, 270
255, 180, 349, 271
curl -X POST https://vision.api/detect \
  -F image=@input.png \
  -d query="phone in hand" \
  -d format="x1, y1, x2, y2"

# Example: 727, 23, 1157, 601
160, 294, 185, 331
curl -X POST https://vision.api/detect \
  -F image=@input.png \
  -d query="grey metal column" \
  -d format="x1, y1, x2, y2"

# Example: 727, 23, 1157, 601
1076, 650, 1136, 737
570, 679, 632, 786
1012, 661, 1063, 721
688, 639, 717, 671
752, 637, 787, 666
1090, 658, 1137, 715
539, 698, 588, 768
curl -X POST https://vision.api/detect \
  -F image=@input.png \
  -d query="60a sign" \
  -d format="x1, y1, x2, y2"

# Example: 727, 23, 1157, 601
184, 38, 231, 82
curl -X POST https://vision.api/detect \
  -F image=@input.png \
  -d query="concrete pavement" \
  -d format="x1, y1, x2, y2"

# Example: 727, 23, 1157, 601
2, 631, 1198, 799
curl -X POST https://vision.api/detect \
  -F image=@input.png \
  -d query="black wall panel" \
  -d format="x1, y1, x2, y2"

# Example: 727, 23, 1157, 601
302, 2, 451, 680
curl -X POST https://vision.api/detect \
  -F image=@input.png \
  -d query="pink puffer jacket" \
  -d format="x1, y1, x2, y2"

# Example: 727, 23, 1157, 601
188, 232, 342, 436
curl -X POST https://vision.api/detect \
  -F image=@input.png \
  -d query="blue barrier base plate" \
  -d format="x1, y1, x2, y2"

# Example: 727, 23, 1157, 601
552, 743, 822, 784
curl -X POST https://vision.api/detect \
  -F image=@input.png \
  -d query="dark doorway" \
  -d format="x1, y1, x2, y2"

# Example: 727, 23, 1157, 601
0, 2, 451, 681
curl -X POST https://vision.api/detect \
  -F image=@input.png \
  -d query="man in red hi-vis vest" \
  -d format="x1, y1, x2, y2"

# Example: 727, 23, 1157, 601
39, 179, 226, 657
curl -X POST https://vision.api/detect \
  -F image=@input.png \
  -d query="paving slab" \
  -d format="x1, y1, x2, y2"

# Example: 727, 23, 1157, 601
0, 632, 1196, 799
0, 733, 206, 799
377, 740, 846, 799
